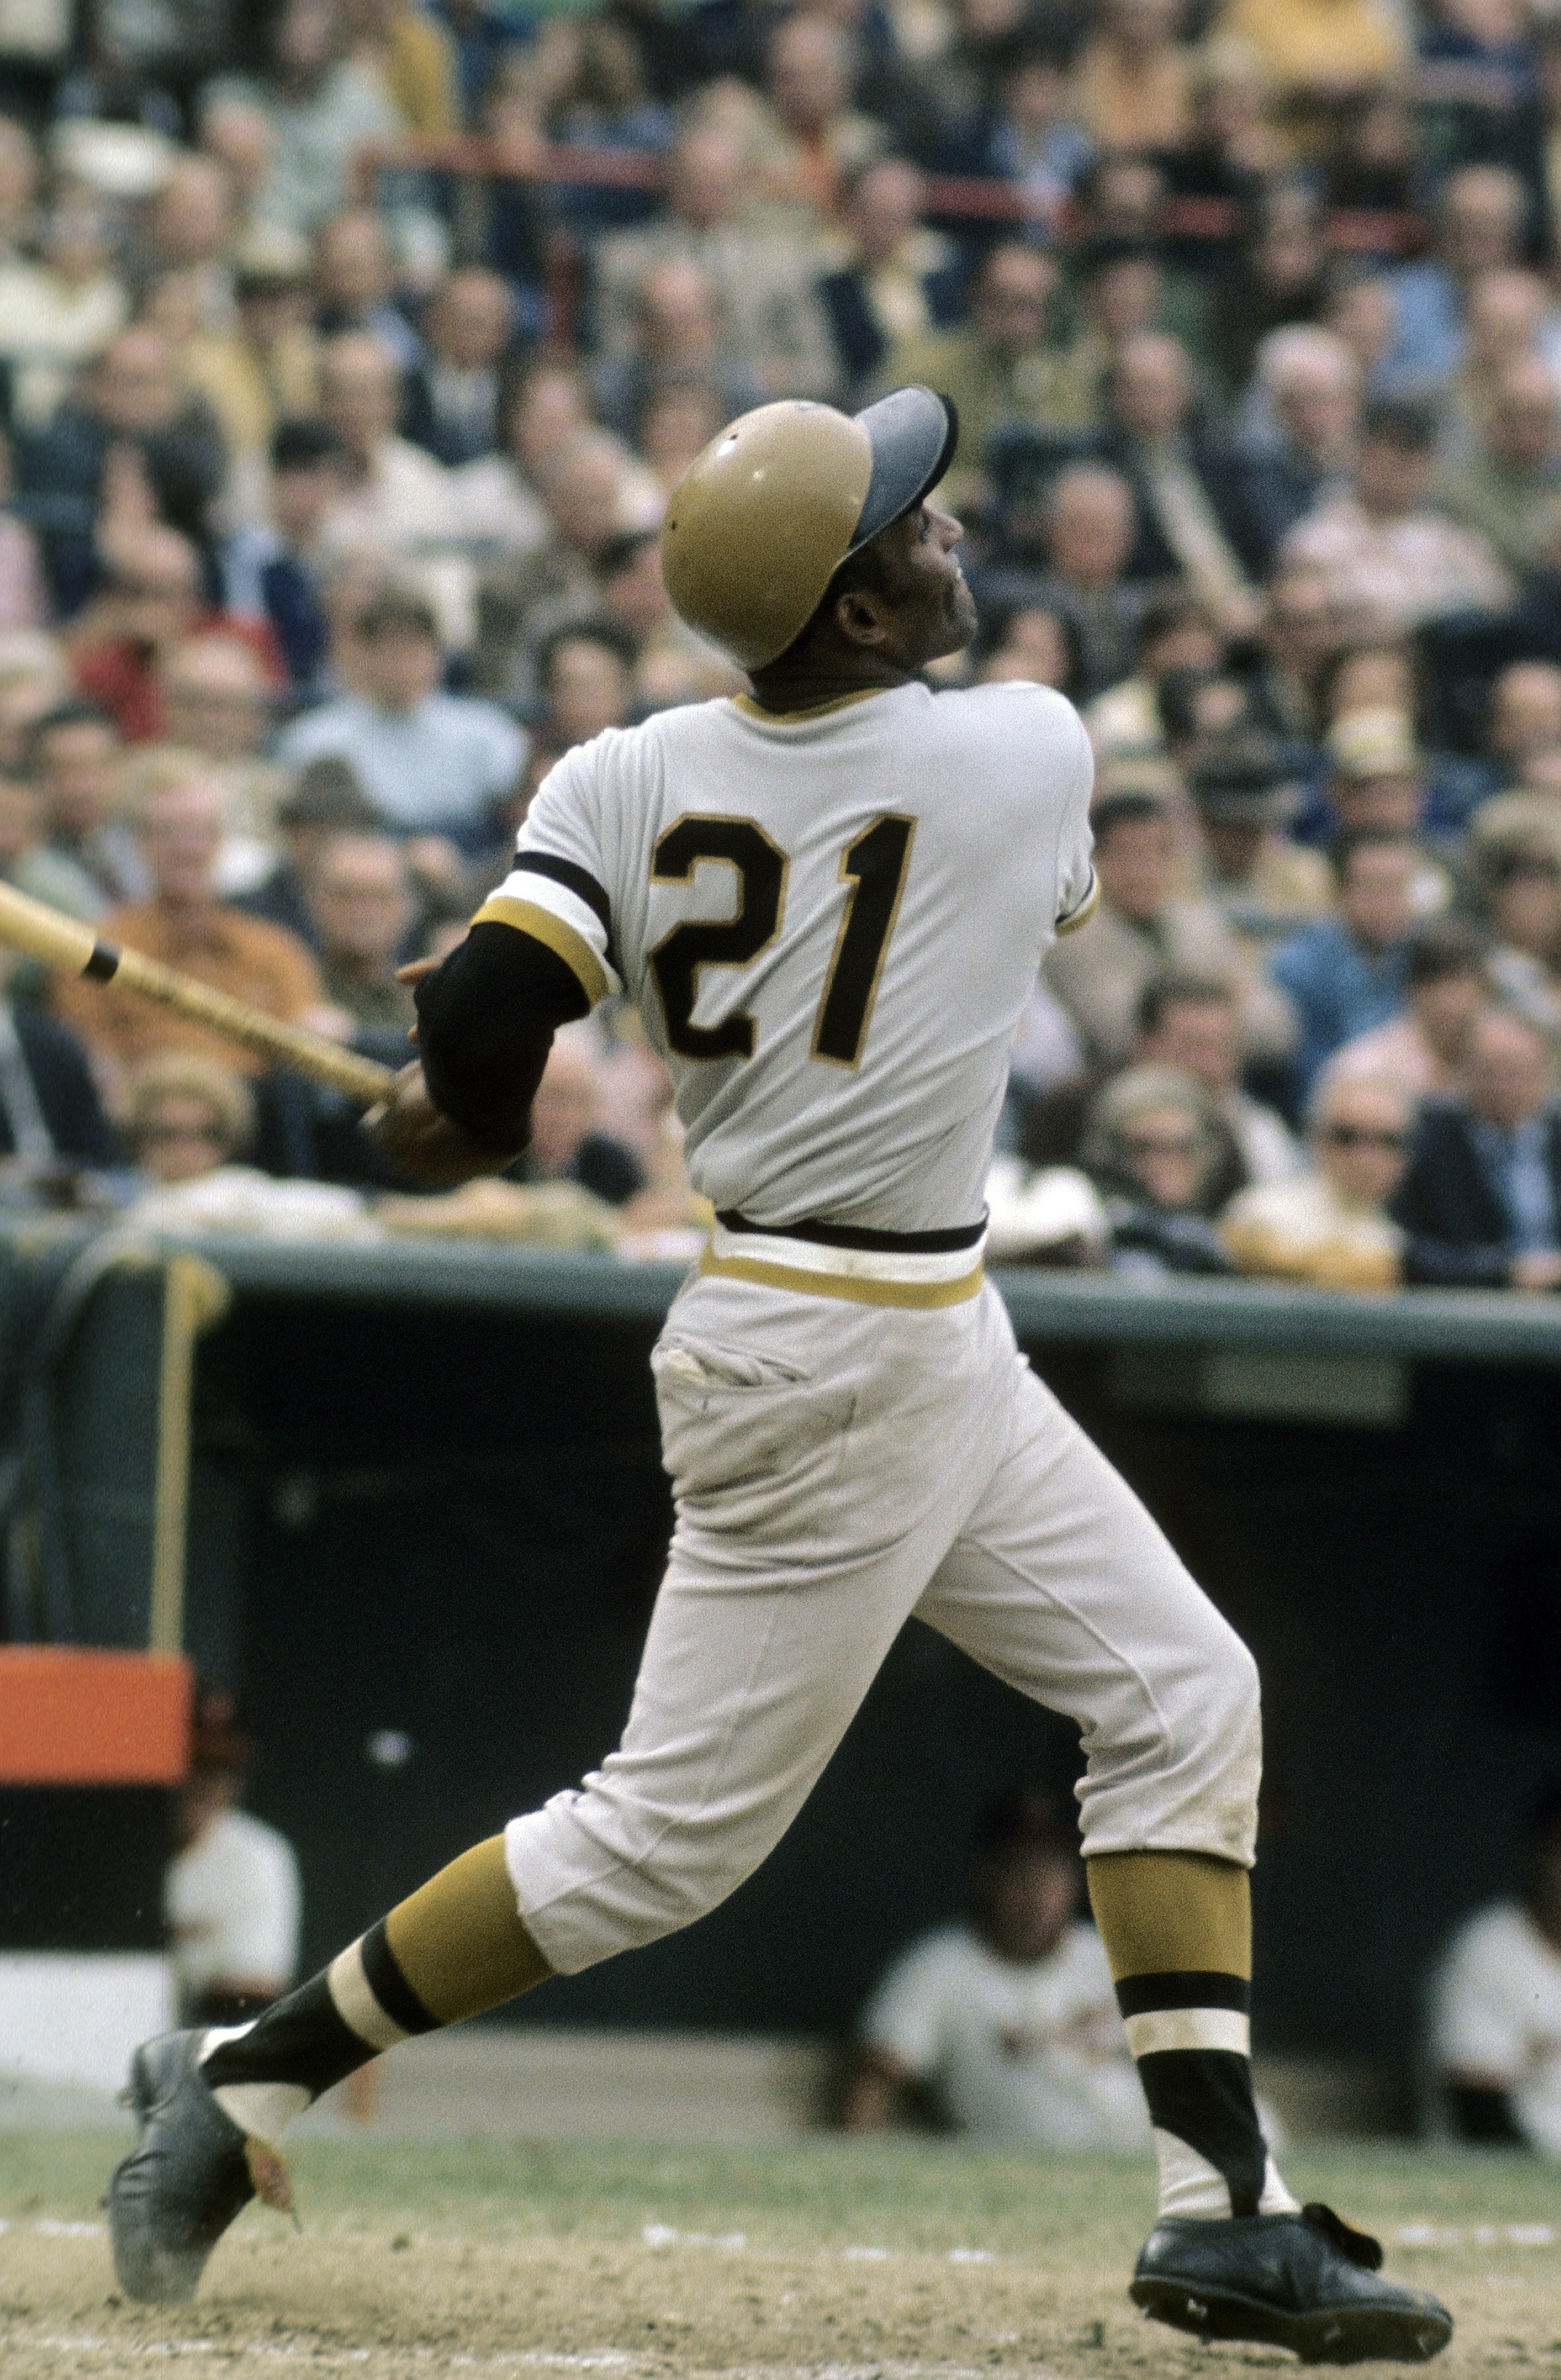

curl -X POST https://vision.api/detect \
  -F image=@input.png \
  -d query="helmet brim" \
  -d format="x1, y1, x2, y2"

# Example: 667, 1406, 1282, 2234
847, 386, 960, 557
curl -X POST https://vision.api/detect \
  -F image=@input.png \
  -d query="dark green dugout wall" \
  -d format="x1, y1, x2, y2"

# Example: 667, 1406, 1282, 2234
20, 1228, 1561, 2077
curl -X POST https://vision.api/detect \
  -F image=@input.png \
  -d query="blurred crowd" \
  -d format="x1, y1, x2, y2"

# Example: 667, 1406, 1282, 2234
0, 0, 1553, 1280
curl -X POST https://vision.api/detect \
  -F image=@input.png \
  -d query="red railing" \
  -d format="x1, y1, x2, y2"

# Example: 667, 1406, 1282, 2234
354, 133, 1423, 254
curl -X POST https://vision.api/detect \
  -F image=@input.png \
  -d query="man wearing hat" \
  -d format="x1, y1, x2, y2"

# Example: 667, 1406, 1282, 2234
1189, 730, 1332, 955
111, 388, 1450, 2366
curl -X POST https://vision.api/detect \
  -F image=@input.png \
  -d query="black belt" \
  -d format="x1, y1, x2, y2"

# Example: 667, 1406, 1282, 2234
715, 1209, 986, 1255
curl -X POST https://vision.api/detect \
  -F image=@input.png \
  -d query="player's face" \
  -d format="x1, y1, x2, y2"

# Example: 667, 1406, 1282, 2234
870, 499, 978, 667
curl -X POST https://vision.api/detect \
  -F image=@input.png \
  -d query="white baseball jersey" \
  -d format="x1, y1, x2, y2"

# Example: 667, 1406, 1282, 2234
860, 1918, 1151, 2150
477, 680, 1095, 1265
1428, 1899, 1561, 2154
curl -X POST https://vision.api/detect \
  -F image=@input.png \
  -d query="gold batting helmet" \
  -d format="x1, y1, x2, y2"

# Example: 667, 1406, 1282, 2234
661, 386, 958, 671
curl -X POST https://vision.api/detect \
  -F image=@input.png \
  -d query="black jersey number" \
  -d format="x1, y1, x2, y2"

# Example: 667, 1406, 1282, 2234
649, 815, 789, 1059
649, 811, 916, 1068
812, 814, 917, 1067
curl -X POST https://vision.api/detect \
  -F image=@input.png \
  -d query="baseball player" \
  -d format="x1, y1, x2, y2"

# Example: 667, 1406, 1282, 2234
111, 390, 1450, 2362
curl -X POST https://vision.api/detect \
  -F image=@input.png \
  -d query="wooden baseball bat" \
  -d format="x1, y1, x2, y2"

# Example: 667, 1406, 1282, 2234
0, 880, 400, 1106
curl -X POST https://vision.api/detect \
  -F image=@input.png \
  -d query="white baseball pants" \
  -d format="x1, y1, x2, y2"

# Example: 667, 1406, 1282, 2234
505, 1273, 1262, 1976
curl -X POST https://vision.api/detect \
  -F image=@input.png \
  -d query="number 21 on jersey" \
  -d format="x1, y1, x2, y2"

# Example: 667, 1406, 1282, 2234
649, 813, 916, 1069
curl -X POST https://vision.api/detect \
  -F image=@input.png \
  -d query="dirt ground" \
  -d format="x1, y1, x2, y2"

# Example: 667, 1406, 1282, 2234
1, 2132, 1556, 2379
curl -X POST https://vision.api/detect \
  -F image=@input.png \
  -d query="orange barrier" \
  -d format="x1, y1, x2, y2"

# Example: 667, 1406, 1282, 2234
0, 1646, 193, 1785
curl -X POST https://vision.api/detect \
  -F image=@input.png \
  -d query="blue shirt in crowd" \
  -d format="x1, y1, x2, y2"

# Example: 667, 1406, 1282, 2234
1268, 918, 1410, 1097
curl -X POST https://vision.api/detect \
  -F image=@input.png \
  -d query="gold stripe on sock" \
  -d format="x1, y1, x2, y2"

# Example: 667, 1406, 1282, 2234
383, 1836, 553, 2024
1086, 1851, 1251, 1981
328, 1939, 412, 2052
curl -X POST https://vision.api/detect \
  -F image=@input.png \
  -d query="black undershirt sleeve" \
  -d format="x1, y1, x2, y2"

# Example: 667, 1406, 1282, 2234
413, 920, 591, 1154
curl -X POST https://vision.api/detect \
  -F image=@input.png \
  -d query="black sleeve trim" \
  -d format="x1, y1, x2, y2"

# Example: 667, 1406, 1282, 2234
414, 919, 590, 1152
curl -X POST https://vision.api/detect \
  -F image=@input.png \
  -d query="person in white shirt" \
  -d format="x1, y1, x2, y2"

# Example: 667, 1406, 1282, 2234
842, 1791, 1150, 2149
165, 1691, 302, 2028
279, 585, 527, 842
1427, 1784, 1561, 2153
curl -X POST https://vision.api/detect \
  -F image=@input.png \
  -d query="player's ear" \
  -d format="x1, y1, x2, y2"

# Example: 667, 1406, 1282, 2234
832, 585, 891, 648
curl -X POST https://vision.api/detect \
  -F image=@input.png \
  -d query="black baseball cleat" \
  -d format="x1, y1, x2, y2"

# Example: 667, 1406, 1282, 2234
1130, 2202, 1453, 2364
108, 2031, 293, 2302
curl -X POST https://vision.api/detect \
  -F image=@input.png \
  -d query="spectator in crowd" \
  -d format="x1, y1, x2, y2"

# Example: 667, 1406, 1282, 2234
995, 464, 1143, 704
1079, 1063, 1236, 1276
163, 1686, 302, 2029
1469, 800, 1561, 1036
53, 761, 335, 1093
840, 1790, 1146, 2148
224, 417, 345, 691
589, 258, 761, 452
1246, 562, 1342, 747
591, 124, 838, 401
314, 207, 420, 373
14, 324, 228, 616
1133, 971, 1301, 1196
1437, 356, 1561, 577
1235, 326, 1361, 563
537, 618, 637, 750
1393, 1005, 1561, 1289
304, 828, 418, 1029
279, 585, 527, 841
235, 754, 383, 947
1221, 1067, 1411, 1291
1045, 787, 1294, 1070
749, 10, 885, 224
1188, 732, 1333, 951
202, 0, 405, 238
1329, 918, 1492, 1101
1270, 828, 1422, 1098
1485, 663, 1561, 797
400, 265, 518, 468
887, 243, 1078, 515
314, 332, 460, 631
25, 698, 141, 916
0, 198, 128, 437
814, 157, 959, 408
512, 1027, 644, 1206
1378, 165, 1529, 397
126, 1054, 258, 1191
1426, 1782, 1561, 2152
1282, 397, 1514, 633
472, 427, 656, 704
1220, 0, 1409, 159
1099, 330, 1264, 637
1084, 586, 1222, 759
1073, 0, 1192, 157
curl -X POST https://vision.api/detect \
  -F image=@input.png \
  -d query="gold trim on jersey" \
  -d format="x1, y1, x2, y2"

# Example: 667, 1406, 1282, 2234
731, 687, 892, 724
698, 1246, 985, 1307
472, 894, 609, 1007
1054, 871, 1100, 936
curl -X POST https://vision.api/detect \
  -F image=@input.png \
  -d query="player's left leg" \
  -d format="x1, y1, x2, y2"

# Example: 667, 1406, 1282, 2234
109, 1274, 1015, 2301
914, 1355, 1451, 2364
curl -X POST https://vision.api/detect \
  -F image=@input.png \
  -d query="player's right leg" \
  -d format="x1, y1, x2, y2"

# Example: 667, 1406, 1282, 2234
109, 1273, 1012, 2302
915, 1339, 1451, 2364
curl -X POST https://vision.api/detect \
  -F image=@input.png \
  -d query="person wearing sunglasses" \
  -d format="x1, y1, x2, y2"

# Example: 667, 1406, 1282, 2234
1222, 1068, 1411, 1291
1078, 1063, 1236, 1277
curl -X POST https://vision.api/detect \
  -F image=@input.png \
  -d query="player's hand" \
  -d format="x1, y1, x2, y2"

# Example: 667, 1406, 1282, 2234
364, 1061, 520, 1188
